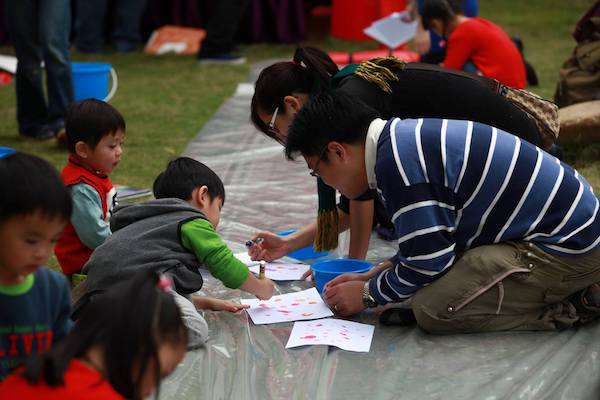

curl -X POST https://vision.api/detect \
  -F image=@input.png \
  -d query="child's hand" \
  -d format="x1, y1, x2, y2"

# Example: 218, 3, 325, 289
192, 296, 250, 313
255, 278, 275, 300
248, 231, 291, 262
240, 273, 275, 300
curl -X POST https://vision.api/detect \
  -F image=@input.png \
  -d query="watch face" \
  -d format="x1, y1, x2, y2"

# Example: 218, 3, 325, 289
363, 282, 377, 308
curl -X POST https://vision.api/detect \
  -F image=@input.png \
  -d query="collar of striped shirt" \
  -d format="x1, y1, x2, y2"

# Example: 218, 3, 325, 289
365, 118, 387, 190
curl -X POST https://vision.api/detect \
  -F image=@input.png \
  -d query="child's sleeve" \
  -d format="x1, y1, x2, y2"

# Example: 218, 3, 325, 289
180, 218, 249, 289
70, 183, 111, 249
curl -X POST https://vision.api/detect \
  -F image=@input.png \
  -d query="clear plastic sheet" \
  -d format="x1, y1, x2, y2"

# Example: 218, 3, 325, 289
159, 62, 600, 399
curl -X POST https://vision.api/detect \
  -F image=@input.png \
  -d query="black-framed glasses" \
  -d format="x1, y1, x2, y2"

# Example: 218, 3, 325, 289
309, 145, 328, 178
267, 106, 285, 144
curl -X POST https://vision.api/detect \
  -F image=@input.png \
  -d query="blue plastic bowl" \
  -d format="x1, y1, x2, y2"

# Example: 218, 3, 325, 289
276, 230, 329, 261
311, 258, 372, 294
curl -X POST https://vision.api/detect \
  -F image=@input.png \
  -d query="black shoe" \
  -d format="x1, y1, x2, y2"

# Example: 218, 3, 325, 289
571, 283, 600, 323
19, 125, 55, 141
379, 308, 416, 326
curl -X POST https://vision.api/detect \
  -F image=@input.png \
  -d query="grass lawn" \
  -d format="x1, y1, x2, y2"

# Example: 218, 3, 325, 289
0, 0, 597, 190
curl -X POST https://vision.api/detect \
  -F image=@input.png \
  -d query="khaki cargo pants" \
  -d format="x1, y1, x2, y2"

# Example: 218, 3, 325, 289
411, 242, 600, 333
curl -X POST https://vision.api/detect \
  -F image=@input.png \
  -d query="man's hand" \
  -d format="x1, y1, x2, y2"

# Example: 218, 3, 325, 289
323, 280, 366, 317
323, 271, 370, 292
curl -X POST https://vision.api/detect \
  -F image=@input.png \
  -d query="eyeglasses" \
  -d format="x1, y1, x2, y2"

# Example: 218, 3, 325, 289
309, 145, 328, 178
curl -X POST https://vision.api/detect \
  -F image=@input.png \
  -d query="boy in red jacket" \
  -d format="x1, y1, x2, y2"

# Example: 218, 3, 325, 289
55, 99, 124, 277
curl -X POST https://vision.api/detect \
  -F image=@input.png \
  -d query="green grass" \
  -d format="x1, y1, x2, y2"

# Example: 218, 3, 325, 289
0, 0, 597, 193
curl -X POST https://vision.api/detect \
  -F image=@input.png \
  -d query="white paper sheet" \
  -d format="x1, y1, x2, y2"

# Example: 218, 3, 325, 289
248, 262, 310, 281
286, 318, 375, 352
242, 287, 333, 325
363, 11, 417, 49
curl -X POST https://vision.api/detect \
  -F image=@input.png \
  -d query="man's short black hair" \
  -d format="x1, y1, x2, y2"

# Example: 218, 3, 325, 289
153, 157, 226, 204
0, 152, 72, 222
65, 99, 126, 153
421, 0, 454, 30
285, 90, 380, 161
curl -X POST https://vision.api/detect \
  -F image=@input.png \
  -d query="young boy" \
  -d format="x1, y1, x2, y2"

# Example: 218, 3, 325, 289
78, 157, 274, 346
0, 151, 73, 380
54, 99, 125, 277
285, 91, 600, 333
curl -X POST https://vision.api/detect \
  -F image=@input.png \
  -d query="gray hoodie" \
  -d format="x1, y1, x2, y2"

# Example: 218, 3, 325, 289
82, 198, 207, 297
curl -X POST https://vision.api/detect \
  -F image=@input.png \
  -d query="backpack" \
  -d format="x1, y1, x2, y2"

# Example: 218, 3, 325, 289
554, 16, 600, 107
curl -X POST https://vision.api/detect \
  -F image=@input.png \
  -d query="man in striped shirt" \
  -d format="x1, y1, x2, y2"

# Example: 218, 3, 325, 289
285, 91, 600, 333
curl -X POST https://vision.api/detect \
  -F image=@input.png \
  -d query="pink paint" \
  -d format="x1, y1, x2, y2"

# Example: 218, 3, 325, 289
300, 335, 317, 339
259, 303, 269, 308
291, 303, 300, 306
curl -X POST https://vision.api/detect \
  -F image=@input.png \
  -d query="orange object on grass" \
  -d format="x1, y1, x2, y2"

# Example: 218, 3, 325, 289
144, 25, 206, 55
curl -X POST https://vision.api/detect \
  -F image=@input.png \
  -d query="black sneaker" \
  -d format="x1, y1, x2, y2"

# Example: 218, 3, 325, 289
571, 283, 600, 323
379, 308, 417, 326
19, 125, 55, 141
197, 53, 246, 65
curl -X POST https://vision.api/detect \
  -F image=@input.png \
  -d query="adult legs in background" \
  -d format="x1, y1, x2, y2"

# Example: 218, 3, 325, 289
75, 0, 108, 53
112, 0, 147, 52
197, 0, 249, 64
76, 0, 146, 53
4, 0, 73, 139
39, 0, 73, 131
412, 242, 600, 333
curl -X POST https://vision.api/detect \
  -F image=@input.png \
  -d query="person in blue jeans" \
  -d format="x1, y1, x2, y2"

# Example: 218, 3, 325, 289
4, 0, 73, 140
75, 0, 147, 53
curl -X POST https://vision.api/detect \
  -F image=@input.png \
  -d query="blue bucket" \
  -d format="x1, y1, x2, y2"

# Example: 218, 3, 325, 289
311, 258, 372, 294
71, 62, 117, 102
276, 230, 329, 261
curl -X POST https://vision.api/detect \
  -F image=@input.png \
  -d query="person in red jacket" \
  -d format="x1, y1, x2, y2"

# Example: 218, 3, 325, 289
54, 99, 125, 277
0, 271, 187, 400
421, 0, 527, 88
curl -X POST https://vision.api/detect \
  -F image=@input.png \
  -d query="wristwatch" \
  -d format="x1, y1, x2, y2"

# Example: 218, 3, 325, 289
362, 281, 377, 308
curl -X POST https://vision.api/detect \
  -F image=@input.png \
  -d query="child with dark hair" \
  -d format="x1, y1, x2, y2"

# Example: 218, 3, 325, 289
78, 157, 273, 346
0, 271, 188, 399
0, 151, 73, 380
420, 0, 526, 88
54, 99, 125, 277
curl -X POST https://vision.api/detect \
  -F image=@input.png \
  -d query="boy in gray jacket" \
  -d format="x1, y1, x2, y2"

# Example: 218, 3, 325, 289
76, 157, 274, 346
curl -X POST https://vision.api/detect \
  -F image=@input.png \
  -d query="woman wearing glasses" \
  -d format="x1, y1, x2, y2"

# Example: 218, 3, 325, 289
248, 46, 545, 263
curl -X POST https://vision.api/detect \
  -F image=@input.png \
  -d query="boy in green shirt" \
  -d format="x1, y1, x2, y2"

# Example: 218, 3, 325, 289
77, 157, 274, 346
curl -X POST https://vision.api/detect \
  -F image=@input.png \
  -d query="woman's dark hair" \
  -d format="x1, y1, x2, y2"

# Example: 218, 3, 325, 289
285, 90, 380, 161
153, 157, 225, 204
24, 271, 187, 400
0, 152, 72, 222
421, 0, 455, 31
250, 47, 339, 141
65, 99, 126, 153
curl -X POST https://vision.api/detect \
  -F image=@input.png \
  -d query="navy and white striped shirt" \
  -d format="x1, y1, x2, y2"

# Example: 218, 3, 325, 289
368, 118, 600, 305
